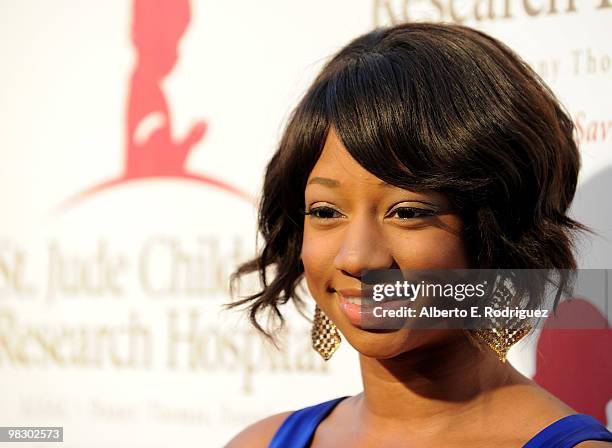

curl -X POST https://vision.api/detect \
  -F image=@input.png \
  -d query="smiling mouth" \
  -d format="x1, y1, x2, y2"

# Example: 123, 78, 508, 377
332, 291, 402, 333
341, 296, 364, 306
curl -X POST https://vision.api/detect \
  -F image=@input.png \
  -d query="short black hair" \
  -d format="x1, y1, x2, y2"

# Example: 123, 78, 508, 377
226, 22, 589, 344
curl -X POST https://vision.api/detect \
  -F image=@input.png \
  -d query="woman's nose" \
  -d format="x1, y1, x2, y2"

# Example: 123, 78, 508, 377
333, 217, 395, 278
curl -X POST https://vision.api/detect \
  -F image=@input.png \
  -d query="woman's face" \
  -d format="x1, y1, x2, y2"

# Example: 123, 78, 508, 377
301, 127, 470, 358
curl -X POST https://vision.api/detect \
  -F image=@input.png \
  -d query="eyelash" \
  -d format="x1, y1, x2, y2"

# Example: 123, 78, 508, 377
301, 206, 437, 220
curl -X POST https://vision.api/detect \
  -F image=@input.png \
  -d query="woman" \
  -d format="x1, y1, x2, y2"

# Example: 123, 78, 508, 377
224, 22, 612, 447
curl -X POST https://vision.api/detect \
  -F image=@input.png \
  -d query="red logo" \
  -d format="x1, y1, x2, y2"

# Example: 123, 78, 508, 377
54, 0, 253, 213
534, 299, 612, 425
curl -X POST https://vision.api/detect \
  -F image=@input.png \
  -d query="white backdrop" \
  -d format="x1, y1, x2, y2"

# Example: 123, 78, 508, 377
0, 1, 610, 447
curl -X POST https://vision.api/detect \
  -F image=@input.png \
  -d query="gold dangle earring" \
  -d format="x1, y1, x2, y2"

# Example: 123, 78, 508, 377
473, 278, 532, 362
472, 327, 531, 363
311, 305, 341, 361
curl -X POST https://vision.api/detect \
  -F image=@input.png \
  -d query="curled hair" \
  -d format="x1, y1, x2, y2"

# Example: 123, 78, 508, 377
225, 22, 590, 345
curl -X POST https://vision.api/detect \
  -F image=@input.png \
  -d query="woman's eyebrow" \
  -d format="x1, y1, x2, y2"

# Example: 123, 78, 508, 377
307, 176, 340, 187
307, 177, 391, 188
306, 176, 444, 208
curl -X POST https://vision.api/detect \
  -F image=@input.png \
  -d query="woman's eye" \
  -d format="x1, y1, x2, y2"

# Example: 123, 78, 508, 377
305, 206, 342, 219
303, 206, 435, 221
388, 207, 435, 220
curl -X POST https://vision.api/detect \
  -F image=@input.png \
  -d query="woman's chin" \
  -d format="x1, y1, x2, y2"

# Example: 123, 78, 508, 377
338, 324, 418, 359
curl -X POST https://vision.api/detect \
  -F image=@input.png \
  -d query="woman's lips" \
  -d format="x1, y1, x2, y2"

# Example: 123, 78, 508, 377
335, 288, 413, 329
336, 288, 363, 298
336, 290, 366, 326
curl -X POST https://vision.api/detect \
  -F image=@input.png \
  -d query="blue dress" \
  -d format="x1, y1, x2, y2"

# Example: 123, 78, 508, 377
269, 396, 612, 447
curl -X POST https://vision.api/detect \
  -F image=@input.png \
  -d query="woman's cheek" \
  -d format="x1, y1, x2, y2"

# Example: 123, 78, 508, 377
392, 230, 468, 269
301, 230, 335, 297
300, 246, 318, 291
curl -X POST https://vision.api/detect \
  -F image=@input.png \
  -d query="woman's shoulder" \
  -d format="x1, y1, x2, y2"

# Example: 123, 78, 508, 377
510, 383, 612, 447
223, 396, 350, 447
224, 410, 294, 448
526, 411, 612, 448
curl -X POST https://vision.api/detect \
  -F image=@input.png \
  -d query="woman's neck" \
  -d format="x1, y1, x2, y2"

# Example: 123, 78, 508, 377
356, 332, 528, 431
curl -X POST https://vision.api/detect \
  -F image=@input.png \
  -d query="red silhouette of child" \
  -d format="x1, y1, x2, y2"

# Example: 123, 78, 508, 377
127, 0, 206, 177
52, 0, 252, 213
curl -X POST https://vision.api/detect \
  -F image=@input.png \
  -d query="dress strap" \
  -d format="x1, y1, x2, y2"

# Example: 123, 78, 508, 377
269, 396, 350, 448
523, 414, 612, 448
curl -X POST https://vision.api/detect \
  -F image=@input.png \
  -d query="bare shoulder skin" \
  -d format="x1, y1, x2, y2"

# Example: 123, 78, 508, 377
223, 411, 293, 448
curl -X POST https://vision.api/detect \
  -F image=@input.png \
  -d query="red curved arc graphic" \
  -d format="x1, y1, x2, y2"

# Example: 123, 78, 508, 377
51, 174, 255, 216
